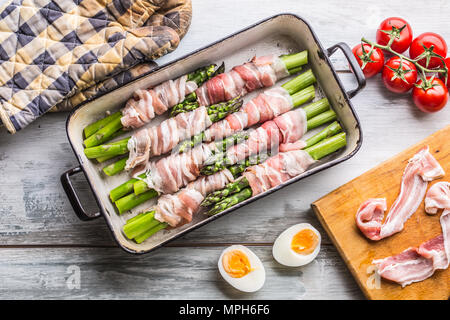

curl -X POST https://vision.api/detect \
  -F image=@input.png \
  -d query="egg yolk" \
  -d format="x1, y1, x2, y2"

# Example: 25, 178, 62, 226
222, 250, 252, 278
291, 229, 319, 255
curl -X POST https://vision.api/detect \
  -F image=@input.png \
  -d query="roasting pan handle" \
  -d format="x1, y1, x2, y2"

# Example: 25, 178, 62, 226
61, 166, 101, 221
326, 42, 366, 98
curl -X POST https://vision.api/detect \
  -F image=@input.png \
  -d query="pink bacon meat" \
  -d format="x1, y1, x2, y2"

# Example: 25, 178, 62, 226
121, 75, 198, 129
154, 170, 235, 227
134, 108, 309, 196
243, 147, 315, 196
373, 181, 450, 287
204, 87, 293, 142
196, 55, 289, 107
126, 106, 212, 170
355, 146, 445, 241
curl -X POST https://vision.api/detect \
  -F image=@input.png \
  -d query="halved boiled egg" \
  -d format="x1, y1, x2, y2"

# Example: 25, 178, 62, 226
218, 245, 265, 292
272, 223, 321, 267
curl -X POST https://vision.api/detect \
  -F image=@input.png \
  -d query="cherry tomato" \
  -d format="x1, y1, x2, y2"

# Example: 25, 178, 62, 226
382, 57, 417, 93
409, 32, 448, 68
439, 57, 450, 89
412, 77, 448, 112
376, 17, 413, 53
352, 44, 385, 78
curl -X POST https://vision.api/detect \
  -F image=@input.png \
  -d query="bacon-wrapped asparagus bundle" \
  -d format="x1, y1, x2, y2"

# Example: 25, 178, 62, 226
113, 103, 336, 214
83, 64, 221, 148
123, 130, 346, 243
96, 69, 317, 174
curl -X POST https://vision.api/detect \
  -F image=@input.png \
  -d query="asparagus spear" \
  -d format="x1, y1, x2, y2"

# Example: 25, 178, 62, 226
114, 118, 340, 214
124, 131, 346, 243
206, 132, 347, 215
84, 96, 244, 160
103, 157, 128, 177
83, 64, 221, 147
109, 173, 146, 202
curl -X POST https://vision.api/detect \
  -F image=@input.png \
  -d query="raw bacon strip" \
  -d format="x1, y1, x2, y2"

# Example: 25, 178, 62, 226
121, 75, 198, 129
425, 182, 450, 215
355, 147, 445, 241
243, 147, 315, 196
137, 143, 218, 195
154, 170, 235, 227
204, 87, 293, 142
126, 106, 212, 169
373, 181, 450, 287
196, 55, 289, 106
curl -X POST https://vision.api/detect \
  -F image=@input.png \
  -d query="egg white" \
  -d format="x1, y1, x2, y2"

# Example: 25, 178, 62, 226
218, 245, 265, 292
272, 223, 321, 267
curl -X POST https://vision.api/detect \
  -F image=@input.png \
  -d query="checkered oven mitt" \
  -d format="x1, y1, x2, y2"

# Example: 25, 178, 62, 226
0, 0, 192, 133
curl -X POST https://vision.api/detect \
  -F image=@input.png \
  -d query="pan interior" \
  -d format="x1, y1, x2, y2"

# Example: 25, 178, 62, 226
67, 14, 361, 254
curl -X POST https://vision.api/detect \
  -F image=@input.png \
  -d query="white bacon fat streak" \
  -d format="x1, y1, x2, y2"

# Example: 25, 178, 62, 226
121, 75, 198, 129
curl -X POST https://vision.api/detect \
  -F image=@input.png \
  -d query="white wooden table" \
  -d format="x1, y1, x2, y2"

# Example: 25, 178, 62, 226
0, 0, 449, 299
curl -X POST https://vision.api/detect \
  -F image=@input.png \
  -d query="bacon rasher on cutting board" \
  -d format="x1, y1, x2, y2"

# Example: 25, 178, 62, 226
152, 141, 315, 227
121, 55, 289, 130
133, 108, 308, 196
196, 55, 289, 107
355, 147, 445, 241
203, 87, 293, 142
373, 181, 450, 287
243, 148, 315, 196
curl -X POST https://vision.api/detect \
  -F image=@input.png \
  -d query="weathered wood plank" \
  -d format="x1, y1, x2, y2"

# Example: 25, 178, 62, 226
0, 246, 363, 299
0, 74, 448, 246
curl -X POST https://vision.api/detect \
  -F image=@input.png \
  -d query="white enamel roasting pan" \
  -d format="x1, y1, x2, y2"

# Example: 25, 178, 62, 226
62, 14, 365, 254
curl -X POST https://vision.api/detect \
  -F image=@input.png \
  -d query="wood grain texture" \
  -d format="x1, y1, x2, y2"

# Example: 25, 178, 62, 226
0, 0, 449, 299
312, 125, 450, 300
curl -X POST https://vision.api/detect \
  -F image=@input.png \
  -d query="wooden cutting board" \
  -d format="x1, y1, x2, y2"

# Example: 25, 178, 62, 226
312, 124, 450, 300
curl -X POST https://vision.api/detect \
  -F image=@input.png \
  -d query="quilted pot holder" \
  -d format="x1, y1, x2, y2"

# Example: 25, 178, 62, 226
0, 0, 192, 133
